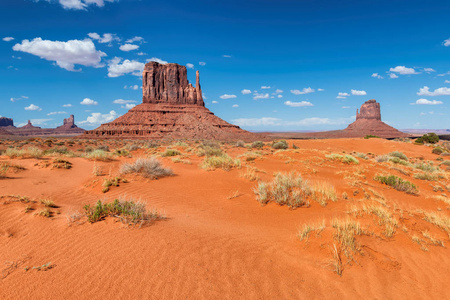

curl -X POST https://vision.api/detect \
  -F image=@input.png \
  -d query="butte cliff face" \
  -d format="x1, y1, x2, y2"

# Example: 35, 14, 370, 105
343, 100, 408, 138
0, 117, 14, 128
5, 115, 84, 136
85, 62, 254, 140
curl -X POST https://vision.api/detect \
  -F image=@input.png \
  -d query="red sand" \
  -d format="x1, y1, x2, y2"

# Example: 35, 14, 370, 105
0, 138, 449, 299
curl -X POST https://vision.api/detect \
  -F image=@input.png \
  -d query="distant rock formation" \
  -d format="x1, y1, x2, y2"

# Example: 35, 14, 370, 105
0, 128, 13, 136
85, 62, 255, 140
0, 117, 14, 127
5, 115, 85, 136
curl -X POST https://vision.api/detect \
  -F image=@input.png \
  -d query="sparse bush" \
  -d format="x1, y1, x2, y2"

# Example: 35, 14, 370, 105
36, 208, 52, 218
114, 149, 130, 157
326, 153, 359, 164
375, 155, 389, 163
374, 174, 418, 194
416, 133, 439, 145
331, 219, 362, 257
355, 152, 368, 160
312, 182, 337, 206
389, 151, 408, 161
251, 141, 265, 149
84, 150, 113, 161
414, 173, 438, 181
272, 140, 288, 150
52, 159, 72, 169
364, 135, 379, 139
253, 172, 311, 208
40, 199, 56, 208
389, 157, 410, 166
197, 146, 223, 157
415, 162, 438, 173
120, 157, 173, 179
235, 140, 245, 148
96, 145, 110, 152
201, 155, 240, 171
432, 147, 444, 155
161, 149, 181, 157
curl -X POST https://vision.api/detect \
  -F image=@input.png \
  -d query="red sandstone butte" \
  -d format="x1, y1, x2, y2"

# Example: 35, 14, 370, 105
85, 62, 255, 140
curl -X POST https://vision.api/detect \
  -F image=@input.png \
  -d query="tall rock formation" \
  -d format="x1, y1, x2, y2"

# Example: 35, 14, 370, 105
85, 62, 254, 140
0, 117, 14, 127
7, 115, 84, 136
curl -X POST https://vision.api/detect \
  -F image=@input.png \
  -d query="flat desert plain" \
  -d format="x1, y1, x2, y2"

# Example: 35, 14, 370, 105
0, 137, 449, 299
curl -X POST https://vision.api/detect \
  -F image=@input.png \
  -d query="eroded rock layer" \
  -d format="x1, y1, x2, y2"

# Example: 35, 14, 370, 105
85, 62, 254, 140
6, 115, 85, 136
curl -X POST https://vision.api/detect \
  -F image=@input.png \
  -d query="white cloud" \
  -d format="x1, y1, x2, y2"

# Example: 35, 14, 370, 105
17, 118, 52, 127
47, 111, 67, 116
241, 89, 252, 95
13, 38, 106, 71
113, 99, 137, 104
317, 88, 325, 91
10, 96, 29, 102
417, 86, 450, 96
124, 85, 139, 90
35, 0, 116, 10
80, 98, 98, 105
389, 73, 399, 79
412, 98, 443, 105
389, 66, 419, 75
3, 37, 14, 42
351, 89, 367, 96
274, 89, 283, 94
199, 61, 206, 66
371, 73, 383, 79
445, 80, 450, 83
125, 36, 144, 43
443, 38, 450, 47
261, 86, 271, 89
423, 68, 435, 73
232, 104, 239, 108
336, 92, 349, 99
146, 57, 168, 64
277, 95, 283, 98
62, 104, 72, 107
253, 93, 269, 100
107, 57, 145, 77
284, 101, 313, 107
88, 32, 119, 44
123, 104, 136, 109
79, 110, 119, 125
222, 55, 231, 58
24, 104, 42, 111
212, 101, 218, 104
186, 63, 194, 69
291, 87, 314, 95
220, 94, 237, 99
342, 106, 351, 109
119, 44, 139, 52
137, 52, 146, 56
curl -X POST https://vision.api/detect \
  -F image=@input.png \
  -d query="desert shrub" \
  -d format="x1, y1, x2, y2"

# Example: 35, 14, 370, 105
96, 145, 110, 152
235, 140, 245, 148
201, 155, 240, 171
85, 146, 94, 153
126, 144, 140, 151
161, 149, 181, 157
120, 157, 173, 179
114, 149, 130, 157
52, 159, 72, 169
414, 162, 438, 173
253, 172, 311, 208
375, 155, 389, 163
355, 152, 368, 160
374, 175, 418, 194
414, 173, 438, 181
84, 198, 162, 226
364, 135, 379, 139
331, 219, 362, 256
36, 208, 52, 218
251, 141, 265, 149
326, 153, 359, 165
416, 133, 439, 144
389, 151, 408, 161
432, 147, 444, 155
389, 157, 411, 166
4, 147, 43, 159
197, 146, 223, 157
146, 141, 160, 148
311, 182, 337, 206
441, 160, 450, 167
40, 199, 57, 208
83, 150, 112, 161
201, 141, 221, 149
272, 140, 288, 150
172, 141, 189, 148
44, 146, 70, 156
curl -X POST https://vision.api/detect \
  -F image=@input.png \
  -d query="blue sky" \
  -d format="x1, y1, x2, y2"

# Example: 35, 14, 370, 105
1, 0, 449, 131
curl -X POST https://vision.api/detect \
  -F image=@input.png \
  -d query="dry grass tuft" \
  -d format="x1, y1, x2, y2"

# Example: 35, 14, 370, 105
331, 218, 362, 257
298, 220, 325, 240
120, 157, 173, 179
311, 182, 337, 206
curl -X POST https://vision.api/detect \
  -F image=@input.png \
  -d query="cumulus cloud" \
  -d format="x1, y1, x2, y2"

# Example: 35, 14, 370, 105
125, 36, 144, 43
186, 63, 194, 69
124, 85, 139, 90
107, 57, 145, 77
212, 101, 218, 104
24, 104, 42, 111
10, 96, 29, 102
443, 38, 450, 47
351, 89, 367, 96
423, 68, 435, 73
241, 89, 252, 95
220, 94, 237, 99
3, 37, 14, 42
371, 73, 383, 79
123, 104, 136, 109
261, 86, 271, 89
79, 110, 119, 125
417, 86, 450, 96
284, 101, 313, 107
80, 98, 98, 105
113, 99, 137, 104
88, 32, 119, 44
274, 89, 283, 94
389, 73, 399, 79
119, 44, 139, 52
35, 0, 116, 10
146, 57, 168, 64
62, 104, 72, 107
199, 61, 206, 66
277, 95, 283, 98
412, 98, 443, 105
232, 116, 354, 128
389, 66, 419, 75
291, 87, 314, 95
445, 80, 450, 84
253, 93, 269, 100
232, 104, 239, 108
47, 111, 67, 116
13, 38, 106, 71
336, 92, 349, 99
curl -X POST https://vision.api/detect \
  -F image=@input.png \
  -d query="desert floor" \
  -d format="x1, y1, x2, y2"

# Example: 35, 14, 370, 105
0, 137, 449, 299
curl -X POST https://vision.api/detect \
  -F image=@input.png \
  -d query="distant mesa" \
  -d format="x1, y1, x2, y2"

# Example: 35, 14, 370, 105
0, 115, 85, 137
85, 62, 255, 140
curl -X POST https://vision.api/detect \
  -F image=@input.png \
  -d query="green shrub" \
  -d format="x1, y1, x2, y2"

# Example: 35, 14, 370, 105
272, 140, 288, 150
120, 158, 173, 179
83, 150, 112, 161
161, 149, 181, 157
364, 135, 379, 139
251, 141, 265, 149
414, 173, 438, 181
416, 133, 439, 144
374, 175, 418, 194
389, 157, 411, 166
326, 153, 359, 164
432, 147, 444, 155
389, 151, 408, 161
